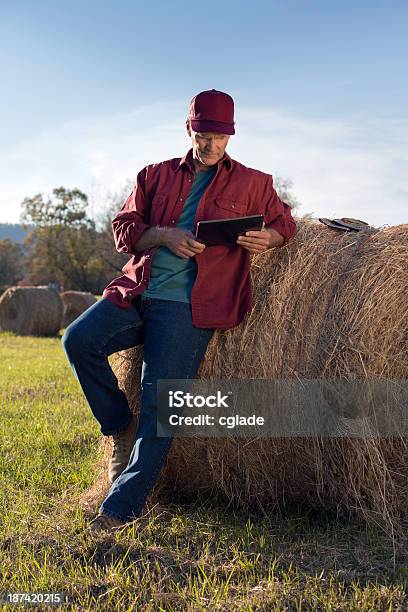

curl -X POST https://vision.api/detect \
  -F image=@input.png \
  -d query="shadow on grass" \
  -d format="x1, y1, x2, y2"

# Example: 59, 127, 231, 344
9, 494, 407, 588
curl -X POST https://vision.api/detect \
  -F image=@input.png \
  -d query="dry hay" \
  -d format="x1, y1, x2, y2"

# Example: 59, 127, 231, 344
61, 291, 97, 327
99, 218, 407, 538
0, 286, 63, 336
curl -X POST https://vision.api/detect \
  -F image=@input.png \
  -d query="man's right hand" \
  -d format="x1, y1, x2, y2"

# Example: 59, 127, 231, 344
162, 227, 206, 259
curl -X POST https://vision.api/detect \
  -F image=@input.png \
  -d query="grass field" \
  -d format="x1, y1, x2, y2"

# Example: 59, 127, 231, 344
0, 331, 407, 610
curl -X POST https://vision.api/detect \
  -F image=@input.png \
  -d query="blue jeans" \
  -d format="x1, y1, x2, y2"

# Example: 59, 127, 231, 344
61, 296, 214, 522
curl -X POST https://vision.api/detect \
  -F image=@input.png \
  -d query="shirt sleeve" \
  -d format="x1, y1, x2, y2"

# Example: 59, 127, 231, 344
111, 168, 152, 254
260, 175, 297, 246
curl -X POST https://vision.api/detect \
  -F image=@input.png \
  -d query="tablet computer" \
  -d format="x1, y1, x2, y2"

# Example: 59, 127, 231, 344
195, 215, 264, 247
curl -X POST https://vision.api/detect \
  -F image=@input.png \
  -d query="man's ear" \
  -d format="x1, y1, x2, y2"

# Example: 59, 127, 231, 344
185, 119, 192, 137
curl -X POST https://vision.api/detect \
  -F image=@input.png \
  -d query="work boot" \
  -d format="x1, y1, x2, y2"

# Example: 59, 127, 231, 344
108, 413, 138, 484
88, 512, 126, 536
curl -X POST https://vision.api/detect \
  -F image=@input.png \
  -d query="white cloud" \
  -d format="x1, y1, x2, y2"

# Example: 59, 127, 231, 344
232, 109, 408, 226
0, 102, 407, 227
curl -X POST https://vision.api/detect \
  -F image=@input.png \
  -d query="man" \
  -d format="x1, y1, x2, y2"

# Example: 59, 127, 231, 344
62, 89, 297, 534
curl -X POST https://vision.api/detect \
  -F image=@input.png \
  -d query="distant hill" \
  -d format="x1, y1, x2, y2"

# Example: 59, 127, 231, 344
0, 223, 34, 243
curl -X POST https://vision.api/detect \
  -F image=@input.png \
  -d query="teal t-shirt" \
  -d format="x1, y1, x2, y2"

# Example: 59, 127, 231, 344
142, 167, 216, 303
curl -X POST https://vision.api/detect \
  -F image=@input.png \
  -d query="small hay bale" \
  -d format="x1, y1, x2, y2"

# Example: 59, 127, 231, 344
0, 286, 63, 336
61, 291, 97, 327
106, 218, 408, 537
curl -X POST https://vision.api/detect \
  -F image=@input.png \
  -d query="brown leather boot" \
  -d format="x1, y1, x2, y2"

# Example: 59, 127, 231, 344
88, 512, 126, 536
108, 413, 138, 484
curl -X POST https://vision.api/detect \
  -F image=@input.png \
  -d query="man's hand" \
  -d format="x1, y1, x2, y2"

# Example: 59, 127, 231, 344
162, 227, 206, 259
236, 225, 284, 253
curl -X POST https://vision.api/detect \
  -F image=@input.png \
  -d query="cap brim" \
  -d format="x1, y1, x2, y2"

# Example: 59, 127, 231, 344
190, 119, 235, 135
318, 218, 352, 231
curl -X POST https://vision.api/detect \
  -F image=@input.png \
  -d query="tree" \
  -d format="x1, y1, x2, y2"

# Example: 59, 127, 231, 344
20, 188, 107, 293
0, 239, 25, 290
21, 187, 93, 228
94, 181, 132, 277
273, 176, 300, 210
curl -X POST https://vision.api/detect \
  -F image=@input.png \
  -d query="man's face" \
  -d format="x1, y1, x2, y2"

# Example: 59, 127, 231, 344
187, 122, 230, 169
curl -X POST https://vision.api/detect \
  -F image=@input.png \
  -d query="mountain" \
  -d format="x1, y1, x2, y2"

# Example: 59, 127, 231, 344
0, 223, 33, 243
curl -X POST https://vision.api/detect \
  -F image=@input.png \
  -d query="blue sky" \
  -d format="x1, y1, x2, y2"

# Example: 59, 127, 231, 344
1, 0, 407, 225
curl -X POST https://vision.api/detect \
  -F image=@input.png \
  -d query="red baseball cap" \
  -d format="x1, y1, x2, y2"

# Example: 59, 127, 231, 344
188, 89, 235, 135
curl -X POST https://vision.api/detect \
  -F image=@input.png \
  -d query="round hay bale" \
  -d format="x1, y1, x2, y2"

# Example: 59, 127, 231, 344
106, 218, 408, 536
0, 286, 63, 336
61, 291, 97, 327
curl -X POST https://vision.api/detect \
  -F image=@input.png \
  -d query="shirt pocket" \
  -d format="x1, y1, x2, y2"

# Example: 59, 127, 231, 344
149, 193, 168, 224
212, 196, 247, 219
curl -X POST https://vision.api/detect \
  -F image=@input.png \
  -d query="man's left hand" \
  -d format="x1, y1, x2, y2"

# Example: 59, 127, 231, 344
236, 225, 284, 253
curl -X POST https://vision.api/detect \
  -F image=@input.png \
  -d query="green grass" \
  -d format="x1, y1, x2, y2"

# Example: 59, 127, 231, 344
0, 331, 407, 610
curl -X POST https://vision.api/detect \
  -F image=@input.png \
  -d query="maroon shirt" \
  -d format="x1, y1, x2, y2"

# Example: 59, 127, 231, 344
103, 148, 297, 329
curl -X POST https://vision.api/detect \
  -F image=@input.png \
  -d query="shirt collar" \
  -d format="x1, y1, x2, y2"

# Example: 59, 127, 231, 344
176, 148, 233, 173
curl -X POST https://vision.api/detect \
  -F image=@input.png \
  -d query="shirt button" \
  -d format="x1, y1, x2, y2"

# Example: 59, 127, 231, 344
231, 204, 235, 208
179, 197, 183, 201
171, 219, 175, 223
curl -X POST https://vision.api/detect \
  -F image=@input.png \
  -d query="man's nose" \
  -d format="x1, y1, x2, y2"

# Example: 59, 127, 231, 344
205, 139, 217, 151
